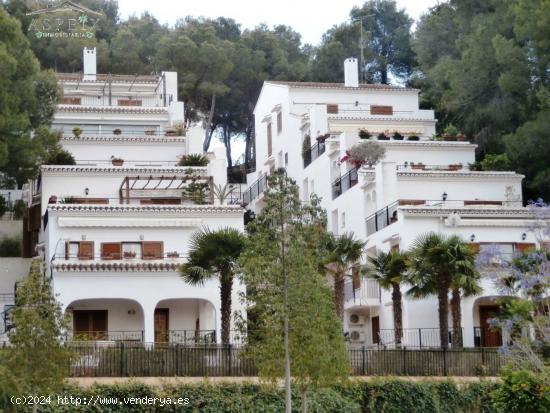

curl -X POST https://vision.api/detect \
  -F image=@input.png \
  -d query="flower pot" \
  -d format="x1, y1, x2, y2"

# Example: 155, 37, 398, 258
392, 135, 404, 140
443, 135, 458, 141
165, 130, 177, 137
113, 129, 122, 135
145, 130, 156, 136
407, 136, 419, 141
112, 159, 124, 166
456, 135, 468, 141
377, 135, 389, 140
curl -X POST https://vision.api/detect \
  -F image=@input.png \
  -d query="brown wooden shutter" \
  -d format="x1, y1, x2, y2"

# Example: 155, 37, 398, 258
371, 105, 393, 115
142, 241, 163, 259
117, 99, 142, 106
73, 311, 90, 334
277, 112, 282, 134
78, 241, 94, 260
352, 266, 361, 290
267, 123, 272, 157
515, 243, 536, 253
327, 104, 339, 114
469, 243, 480, 253
62, 97, 81, 105
65, 242, 70, 260
101, 243, 121, 260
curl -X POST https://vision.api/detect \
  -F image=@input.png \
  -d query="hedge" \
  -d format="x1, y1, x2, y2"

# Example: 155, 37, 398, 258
5, 380, 502, 413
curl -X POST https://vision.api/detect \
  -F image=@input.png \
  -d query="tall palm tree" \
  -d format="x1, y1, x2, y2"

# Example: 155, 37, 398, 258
367, 250, 409, 346
408, 233, 454, 348
447, 237, 482, 347
324, 232, 366, 320
180, 227, 246, 344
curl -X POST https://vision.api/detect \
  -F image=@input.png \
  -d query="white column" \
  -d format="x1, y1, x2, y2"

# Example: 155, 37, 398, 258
461, 297, 475, 347
142, 303, 156, 344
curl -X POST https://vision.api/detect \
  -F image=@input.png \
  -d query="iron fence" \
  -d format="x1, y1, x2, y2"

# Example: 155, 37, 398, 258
366, 201, 399, 235
66, 343, 505, 377
302, 141, 326, 168
242, 174, 268, 206
377, 328, 463, 349
332, 168, 358, 199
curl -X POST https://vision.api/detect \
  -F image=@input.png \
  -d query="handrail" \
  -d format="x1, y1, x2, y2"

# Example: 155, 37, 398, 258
366, 201, 399, 235
242, 174, 268, 206
302, 141, 326, 168
332, 167, 359, 199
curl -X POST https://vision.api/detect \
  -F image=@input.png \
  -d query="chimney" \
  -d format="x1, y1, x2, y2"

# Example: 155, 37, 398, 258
344, 58, 359, 88
83, 47, 97, 81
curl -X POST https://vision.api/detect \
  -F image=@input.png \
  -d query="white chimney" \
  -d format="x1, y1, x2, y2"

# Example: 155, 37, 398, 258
344, 58, 359, 88
83, 47, 97, 81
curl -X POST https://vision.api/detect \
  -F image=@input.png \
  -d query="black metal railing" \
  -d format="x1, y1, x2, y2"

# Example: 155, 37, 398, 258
302, 141, 326, 168
242, 174, 268, 206
376, 328, 463, 349
66, 343, 505, 377
332, 167, 358, 199
366, 201, 399, 235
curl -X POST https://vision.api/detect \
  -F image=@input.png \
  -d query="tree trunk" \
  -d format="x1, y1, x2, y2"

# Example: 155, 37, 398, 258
450, 288, 463, 348
223, 124, 233, 168
334, 271, 345, 320
219, 270, 233, 344
301, 387, 309, 413
392, 283, 403, 346
437, 283, 450, 348
203, 93, 216, 152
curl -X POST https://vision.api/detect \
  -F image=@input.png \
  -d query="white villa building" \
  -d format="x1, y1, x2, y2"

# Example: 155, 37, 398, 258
17, 48, 244, 344
244, 58, 544, 348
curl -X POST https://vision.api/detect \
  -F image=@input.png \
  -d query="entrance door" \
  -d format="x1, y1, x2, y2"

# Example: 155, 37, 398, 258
73, 310, 108, 340
479, 306, 502, 347
154, 308, 169, 343
371, 316, 380, 345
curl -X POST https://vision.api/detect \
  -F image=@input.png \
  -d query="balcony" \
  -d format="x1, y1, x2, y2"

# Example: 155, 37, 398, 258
366, 201, 399, 236
332, 167, 358, 199
344, 278, 380, 306
242, 173, 268, 206
302, 141, 326, 168
377, 328, 463, 349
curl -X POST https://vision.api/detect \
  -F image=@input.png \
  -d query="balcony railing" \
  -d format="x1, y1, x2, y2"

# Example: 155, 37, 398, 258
366, 201, 399, 236
242, 173, 268, 206
302, 141, 326, 168
70, 331, 144, 342
344, 278, 380, 303
332, 167, 358, 199
397, 163, 466, 171
377, 328, 463, 349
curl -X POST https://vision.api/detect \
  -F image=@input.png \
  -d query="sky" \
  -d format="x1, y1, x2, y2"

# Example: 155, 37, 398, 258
117, 0, 441, 46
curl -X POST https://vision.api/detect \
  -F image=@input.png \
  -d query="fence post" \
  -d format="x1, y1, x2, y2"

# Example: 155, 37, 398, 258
403, 347, 407, 376
443, 347, 447, 376
362, 346, 366, 375
227, 344, 232, 376
175, 344, 180, 376
119, 342, 125, 377
418, 329, 422, 349
481, 346, 486, 365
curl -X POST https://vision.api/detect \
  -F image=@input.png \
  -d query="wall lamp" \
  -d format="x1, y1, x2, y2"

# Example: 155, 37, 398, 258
84, 188, 89, 195
442, 192, 448, 201
470, 234, 476, 242
521, 233, 527, 241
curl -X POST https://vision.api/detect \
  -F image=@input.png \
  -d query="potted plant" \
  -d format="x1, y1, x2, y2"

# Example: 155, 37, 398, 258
177, 153, 210, 167
48, 195, 58, 204
113, 128, 122, 135
377, 133, 389, 140
392, 132, 404, 140
165, 127, 177, 137
358, 129, 371, 140
72, 127, 82, 138
167, 251, 180, 258
448, 163, 463, 171
111, 156, 124, 166
411, 162, 425, 170
174, 122, 186, 136
62, 196, 79, 204
442, 124, 464, 141
144, 128, 156, 136
340, 141, 386, 169
123, 251, 137, 259
407, 135, 419, 141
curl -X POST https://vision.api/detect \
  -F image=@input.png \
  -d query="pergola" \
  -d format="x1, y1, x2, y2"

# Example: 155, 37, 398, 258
119, 175, 214, 204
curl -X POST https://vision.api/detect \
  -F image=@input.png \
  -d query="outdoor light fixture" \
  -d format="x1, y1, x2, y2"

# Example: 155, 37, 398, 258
470, 234, 476, 242
84, 187, 89, 195
442, 192, 448, 201
521, 232, 527, 241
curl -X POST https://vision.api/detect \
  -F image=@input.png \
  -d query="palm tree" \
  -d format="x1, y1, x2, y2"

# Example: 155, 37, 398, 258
324, 232, 366, 320
367, 250, 409, 346
408, 233, 482, 348
408, 233, 454, 348
447, 236, 482, 347
180, 227, 246, 344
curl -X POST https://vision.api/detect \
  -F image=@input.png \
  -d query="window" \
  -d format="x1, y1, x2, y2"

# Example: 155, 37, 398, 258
117, 99, 142, 107
277, 112, 282, 134
267, 123, 272, 157
73, 310, 107, 339
327, 104, 339, 114
65, 241, 94, 260
122, 242, 142, 259
370, 105, 393, 115
61, 97, 81, 105
142, 241, 164, 259
101, 242, 122, 260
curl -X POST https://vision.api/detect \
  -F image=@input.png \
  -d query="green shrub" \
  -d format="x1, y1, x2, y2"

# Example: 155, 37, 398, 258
12, 199, 26, 220
178, 154, 209, 167
45, 150, 76, 165
0, 236, 21, 257
480, 154, 512, 171
491, 369, 550, 413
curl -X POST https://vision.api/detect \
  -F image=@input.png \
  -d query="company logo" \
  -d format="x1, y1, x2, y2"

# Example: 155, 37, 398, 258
26, 1, 103, 39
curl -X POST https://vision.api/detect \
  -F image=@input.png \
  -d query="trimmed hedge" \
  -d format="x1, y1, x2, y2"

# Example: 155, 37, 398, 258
12, 380, 501, 413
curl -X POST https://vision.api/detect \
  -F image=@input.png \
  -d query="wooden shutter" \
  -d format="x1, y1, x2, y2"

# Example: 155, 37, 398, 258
62, 97, 81, 105
352, 265, 361, 290
327, 104, 339, 114
277, 112, 282, 134
267, 123, 272, 157
73, 311, 90, 334
371, 105, 393, 115
515, 243, 536, 253
117, 99, 142, 106
101, 243, 121, 259
142, 241, 163, 259
78, 241, 94, 260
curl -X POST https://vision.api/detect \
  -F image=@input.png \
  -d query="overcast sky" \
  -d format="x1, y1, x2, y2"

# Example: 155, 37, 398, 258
117, 0, 440, 46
